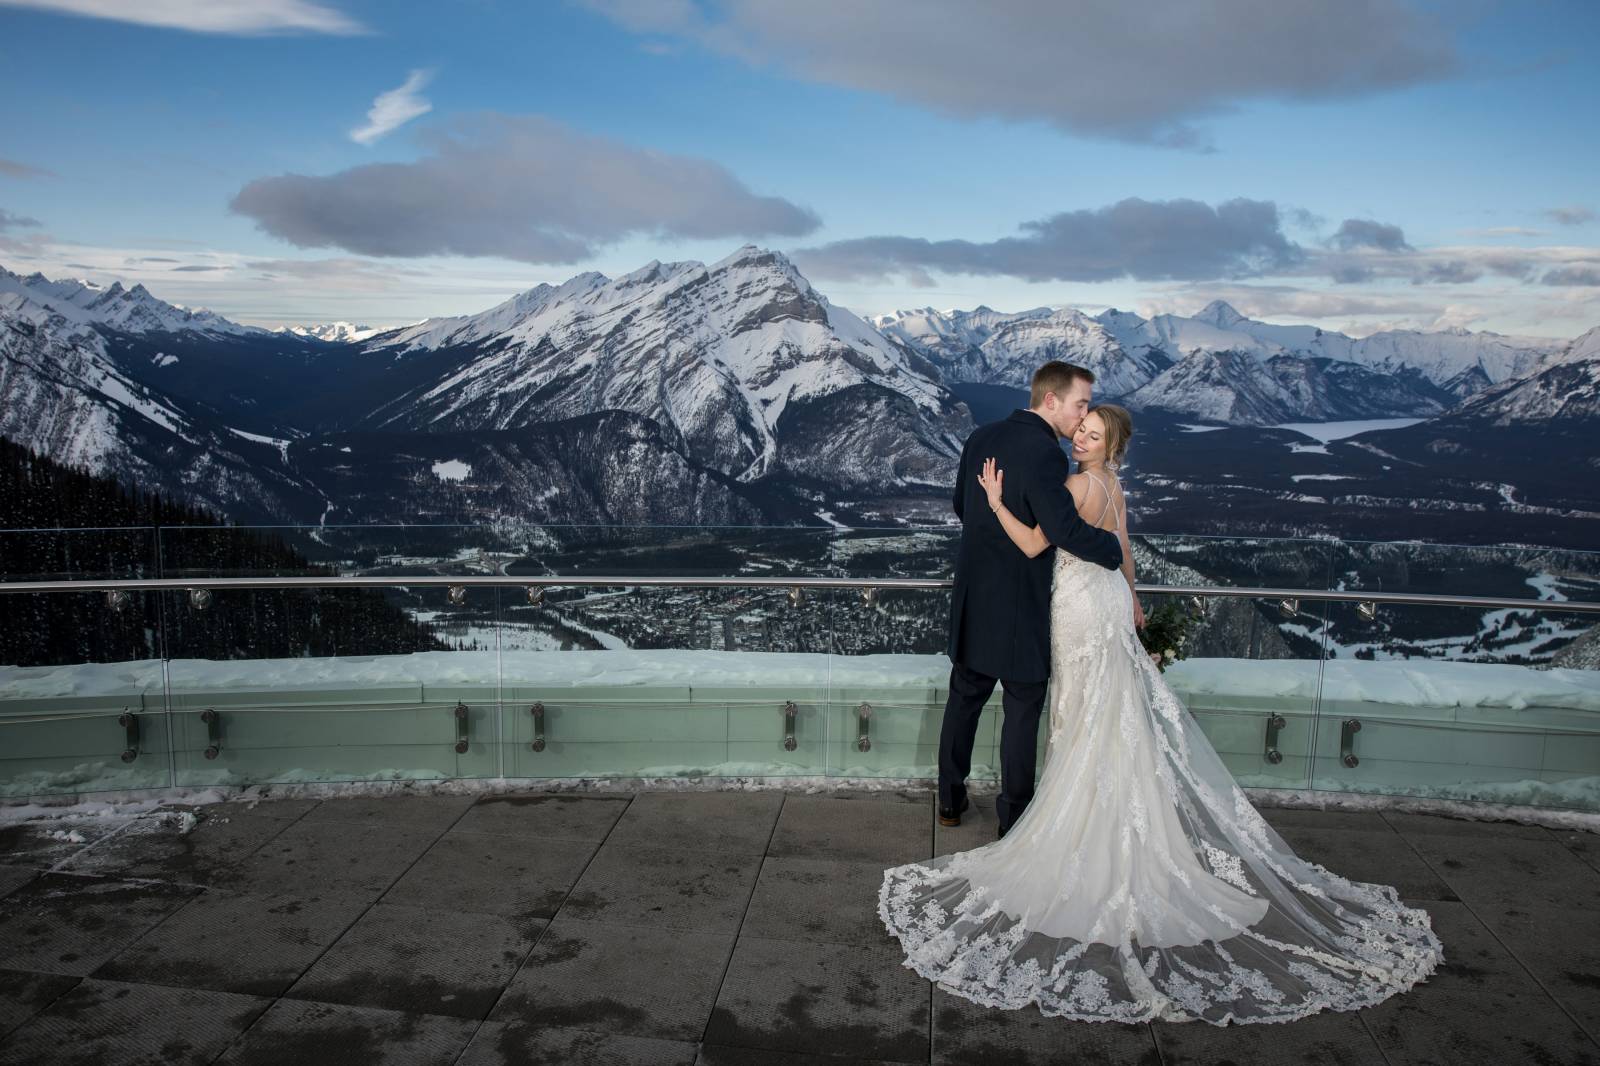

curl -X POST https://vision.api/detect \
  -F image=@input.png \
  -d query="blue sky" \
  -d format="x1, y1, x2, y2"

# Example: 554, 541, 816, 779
1, 0, 1596, 338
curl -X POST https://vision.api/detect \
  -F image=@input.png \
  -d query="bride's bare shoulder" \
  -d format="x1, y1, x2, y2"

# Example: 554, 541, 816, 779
1065, 472, 1090, 506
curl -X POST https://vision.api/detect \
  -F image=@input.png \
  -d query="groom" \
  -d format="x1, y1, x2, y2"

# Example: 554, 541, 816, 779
939, 361, 1123, 837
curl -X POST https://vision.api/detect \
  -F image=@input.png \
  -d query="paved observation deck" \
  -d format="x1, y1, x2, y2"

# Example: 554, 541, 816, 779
1, 787, 1598, 1066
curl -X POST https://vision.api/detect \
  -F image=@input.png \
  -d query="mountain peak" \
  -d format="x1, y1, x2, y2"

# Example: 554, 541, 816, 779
1, 266, 259, 336
1194, 300, 1247, 328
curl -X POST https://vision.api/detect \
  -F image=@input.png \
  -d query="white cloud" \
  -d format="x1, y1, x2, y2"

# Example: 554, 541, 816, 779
0, 0, 366, 34
351, 69, 435, 146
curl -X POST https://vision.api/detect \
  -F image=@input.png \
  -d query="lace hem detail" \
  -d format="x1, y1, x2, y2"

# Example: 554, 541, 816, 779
879, 863, 1443, 1026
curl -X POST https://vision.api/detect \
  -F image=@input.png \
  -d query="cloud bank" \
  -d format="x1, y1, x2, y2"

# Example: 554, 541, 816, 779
796, 198, 1302, 285
582, 0, 1459, 148
231, 114, 820, 263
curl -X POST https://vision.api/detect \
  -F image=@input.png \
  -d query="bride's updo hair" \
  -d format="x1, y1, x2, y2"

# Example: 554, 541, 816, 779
1090, 404, 1134, 469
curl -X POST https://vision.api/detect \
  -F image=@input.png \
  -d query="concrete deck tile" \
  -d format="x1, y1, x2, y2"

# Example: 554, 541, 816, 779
214, 818, 438, 897
1400, 831, 1600, 911
742, 854, 895, 947
559, 842, 760, 933
0, 968, 79, 1041
54, 812, 291, 885
699, 1046, 919, 1066
382, 830, 597, 918
0, 874, 200, 976
604, 791, 782, 856
284, 901, 545, 1019
768, 794, 931, 865
932, 988, 1160, 1066
450, 794, 632, 842
490, 915, 734, 1042
0, 977, 269, 1066
0, 863, 36, 899
1150, 1008, 1386, 1066
706, 935, 930, 1063
458, 1020, 698, 1066
211, 998, 479, 1066
1362, 900, 1600, 1065
95, 886, 371, 995
300, 792, 479, 831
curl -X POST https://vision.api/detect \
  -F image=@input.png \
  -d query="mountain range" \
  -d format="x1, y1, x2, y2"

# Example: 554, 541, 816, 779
1, 251, 1595, 542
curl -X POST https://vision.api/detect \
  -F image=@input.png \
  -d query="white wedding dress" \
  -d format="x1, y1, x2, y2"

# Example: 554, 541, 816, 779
879, 478, 1444, 1025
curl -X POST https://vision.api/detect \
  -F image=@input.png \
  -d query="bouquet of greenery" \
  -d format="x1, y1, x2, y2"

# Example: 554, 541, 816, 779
1137, 598, 1201, 672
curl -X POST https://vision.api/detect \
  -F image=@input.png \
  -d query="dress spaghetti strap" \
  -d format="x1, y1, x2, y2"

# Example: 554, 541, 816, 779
1082, 469, 1119, 531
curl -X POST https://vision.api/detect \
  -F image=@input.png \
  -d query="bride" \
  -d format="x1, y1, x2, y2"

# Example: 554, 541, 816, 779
879, 404, 1444, 1025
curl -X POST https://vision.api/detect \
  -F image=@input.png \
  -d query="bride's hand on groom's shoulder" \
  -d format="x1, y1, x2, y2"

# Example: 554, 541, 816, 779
977, 457, 1004, 510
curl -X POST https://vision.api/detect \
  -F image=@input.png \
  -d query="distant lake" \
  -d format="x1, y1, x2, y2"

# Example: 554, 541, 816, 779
1273, 417, 1425, 444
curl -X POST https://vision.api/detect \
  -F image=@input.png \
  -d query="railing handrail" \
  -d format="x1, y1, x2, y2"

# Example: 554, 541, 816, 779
0, 575, 1596, 614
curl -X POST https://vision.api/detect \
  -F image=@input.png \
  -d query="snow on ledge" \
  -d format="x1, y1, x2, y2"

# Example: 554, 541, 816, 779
3, 651, 1596, 713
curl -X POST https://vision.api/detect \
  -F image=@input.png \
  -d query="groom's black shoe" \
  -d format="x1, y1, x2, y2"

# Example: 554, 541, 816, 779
937, 796, 971, 827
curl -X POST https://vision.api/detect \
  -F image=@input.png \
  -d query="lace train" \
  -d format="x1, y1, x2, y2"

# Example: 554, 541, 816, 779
880, 552, 1444, 1025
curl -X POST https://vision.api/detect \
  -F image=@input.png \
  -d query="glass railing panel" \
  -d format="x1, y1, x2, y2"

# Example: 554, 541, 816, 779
1151, 590, 1322, 790
817, 529, 962, 781
1, 528, 169, 796
156, 524, 503, 786
502, 579, 836, 779
825, 586, 963, 781
158, 579, 494, 787
1302, 597, 1599, 811
0, 588, 171, 797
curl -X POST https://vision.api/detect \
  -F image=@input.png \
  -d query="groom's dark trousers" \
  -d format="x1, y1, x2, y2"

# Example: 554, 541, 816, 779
939, 665, 1048, 831
939, 409, 1122, 834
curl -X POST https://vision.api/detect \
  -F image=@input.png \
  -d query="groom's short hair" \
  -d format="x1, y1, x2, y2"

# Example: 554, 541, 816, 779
1030, 361, 1095, 408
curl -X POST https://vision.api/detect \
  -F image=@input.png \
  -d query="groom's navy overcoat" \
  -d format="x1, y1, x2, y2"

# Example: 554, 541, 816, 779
946, 410, 1122, 683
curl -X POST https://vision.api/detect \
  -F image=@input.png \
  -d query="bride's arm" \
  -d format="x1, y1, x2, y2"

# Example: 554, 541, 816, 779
977, 458, 1050, 558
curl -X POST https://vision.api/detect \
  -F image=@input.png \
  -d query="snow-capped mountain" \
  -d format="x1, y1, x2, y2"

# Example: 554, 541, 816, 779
0, 265, 263, 337
882, 298, 1568, 424
1100, 300, 1557, 393
871, 305, 1051, 381
1446, 326, 1600, 425
1125, 348, 1449, 424
5, 253, 1596, 538
873, 305, 1169, 397
274, 321, 386, 343
0, 285, 319, 520
359, 246, 970, 492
